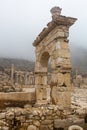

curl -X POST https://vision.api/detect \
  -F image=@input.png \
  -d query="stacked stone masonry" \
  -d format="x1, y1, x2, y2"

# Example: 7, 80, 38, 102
0, 105, 85, 130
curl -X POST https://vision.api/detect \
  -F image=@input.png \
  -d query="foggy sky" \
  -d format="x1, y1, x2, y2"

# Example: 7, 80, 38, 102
0, 0, 87, 60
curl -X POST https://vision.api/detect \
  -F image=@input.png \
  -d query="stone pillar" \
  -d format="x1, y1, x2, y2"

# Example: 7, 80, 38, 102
11, 64, 14, 85
35, 73, 48, 104
24, 73, 28, 85
29, 73, 35, 85
14, 72, 18, 84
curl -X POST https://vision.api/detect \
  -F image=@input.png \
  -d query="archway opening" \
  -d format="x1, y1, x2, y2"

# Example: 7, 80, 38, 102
40, 52, 50, 68
40, 51, 52, 72
40, 51, 51, 84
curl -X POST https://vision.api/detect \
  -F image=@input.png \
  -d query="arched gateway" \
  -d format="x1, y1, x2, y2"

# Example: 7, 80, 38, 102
33, 7, 77, 107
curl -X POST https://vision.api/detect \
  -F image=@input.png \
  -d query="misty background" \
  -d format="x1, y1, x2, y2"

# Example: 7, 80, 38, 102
0, 0, 87, 74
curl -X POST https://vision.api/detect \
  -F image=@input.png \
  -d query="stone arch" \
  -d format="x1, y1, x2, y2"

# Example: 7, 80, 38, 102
33, 6, 77, 105
39, 51, 52, 73
40, 51, 50, 68
35, 50, 53, 73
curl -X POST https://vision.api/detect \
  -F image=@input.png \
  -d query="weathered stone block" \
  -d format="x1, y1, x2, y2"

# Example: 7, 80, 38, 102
27, 125, 37, 130
46, 42, 55, 53
6, 111, 14, 120
56, 49, 70, 58
47, 87, 51, 103
36, 86, 47, 104
56, 41, 61, 50
51, 73, 58, 83
1, 126, 9, 130
0, 92, 36, 108
61, 42, 69, 49
56, 58, 71, 68
51, 86, 71, 107
35, 74, 47, 85
41, 120, 53, 125
51, 59, 56, 70
40, 125, 49, 130
54, 119, 68, 128
57, 73, 64, 86
33, 121, 40, 127
0, 113, 5, 119
64, 73, 71, 87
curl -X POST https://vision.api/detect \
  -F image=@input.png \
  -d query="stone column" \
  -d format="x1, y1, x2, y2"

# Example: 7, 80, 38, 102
24, 73, 28, 85
11, 64, 14, 85
14, 72, 18, 84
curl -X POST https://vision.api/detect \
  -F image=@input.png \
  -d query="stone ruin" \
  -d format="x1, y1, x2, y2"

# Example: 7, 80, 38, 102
0, 6, 86, 130
33, 6, 76, 107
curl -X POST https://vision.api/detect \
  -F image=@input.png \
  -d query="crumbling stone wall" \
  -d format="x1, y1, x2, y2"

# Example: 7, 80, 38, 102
72, 88, 87, 108
0, 105, 85, 130
0, 69, 35, 92
14, 71, 35, 86
0, 67, 52, 93
0, 69, 15, 92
